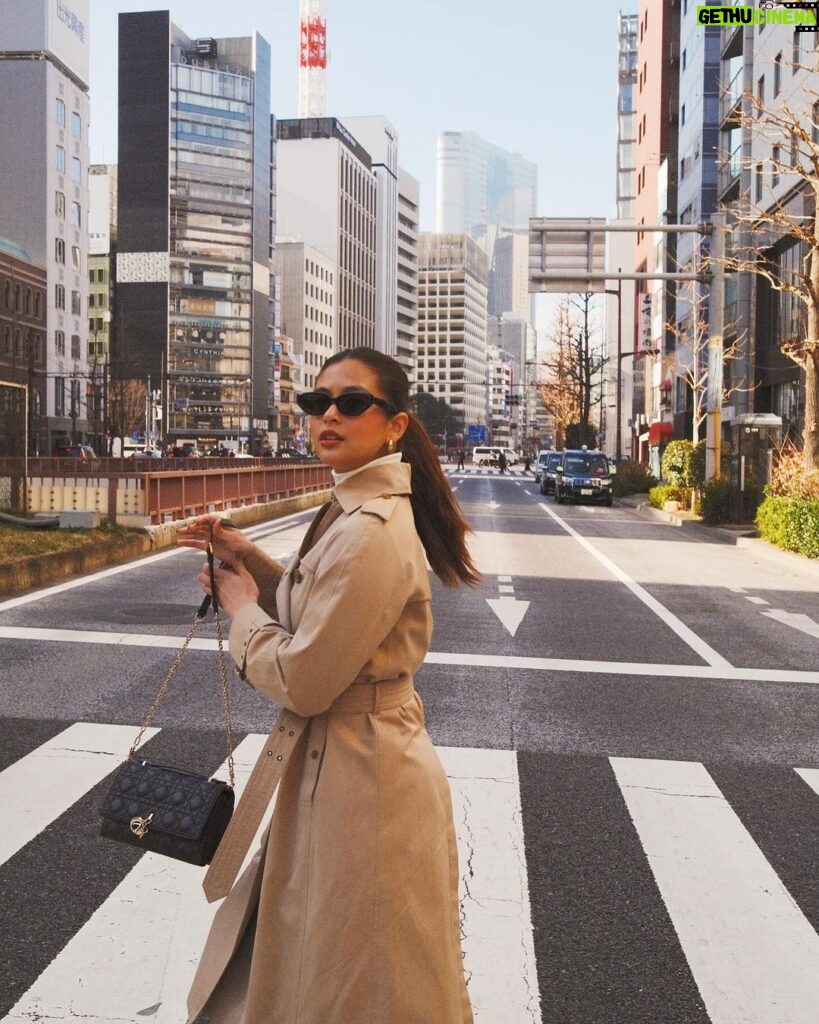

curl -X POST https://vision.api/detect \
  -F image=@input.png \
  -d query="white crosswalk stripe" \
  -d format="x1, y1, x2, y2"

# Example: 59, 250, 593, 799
1, 725, 817, 1024
0, 726, 539, 1024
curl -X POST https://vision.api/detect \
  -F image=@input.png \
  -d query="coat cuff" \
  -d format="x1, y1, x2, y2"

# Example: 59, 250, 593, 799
228, 603, 278, 680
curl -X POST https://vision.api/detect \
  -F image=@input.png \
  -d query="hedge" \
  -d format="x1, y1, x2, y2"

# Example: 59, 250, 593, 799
756, 496, 819, 558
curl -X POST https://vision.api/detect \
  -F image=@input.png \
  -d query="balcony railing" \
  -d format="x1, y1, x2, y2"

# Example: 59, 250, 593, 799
718, 144, 743, 194
720, 67, 744, 125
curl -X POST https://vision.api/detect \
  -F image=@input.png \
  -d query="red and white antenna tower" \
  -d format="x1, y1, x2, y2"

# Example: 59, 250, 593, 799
298, 0, 327, 118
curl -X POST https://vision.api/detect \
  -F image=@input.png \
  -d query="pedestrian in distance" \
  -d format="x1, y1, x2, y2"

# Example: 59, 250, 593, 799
523, 453, 532, 474
457, 447, 466, 470
178, 346, 480, 1024
497, 449, 508, 474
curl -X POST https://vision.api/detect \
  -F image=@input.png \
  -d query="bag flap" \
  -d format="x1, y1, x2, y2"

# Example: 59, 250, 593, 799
100, 760, 231, 841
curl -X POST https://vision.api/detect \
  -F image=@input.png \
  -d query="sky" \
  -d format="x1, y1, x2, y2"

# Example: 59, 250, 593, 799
90, 0, 628, 229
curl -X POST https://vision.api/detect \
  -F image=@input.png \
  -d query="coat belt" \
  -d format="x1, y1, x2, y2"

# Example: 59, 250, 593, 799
202, 678, 416, 903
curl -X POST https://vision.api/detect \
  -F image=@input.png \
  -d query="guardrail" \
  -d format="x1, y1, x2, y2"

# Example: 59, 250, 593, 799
0, 458, 332, 526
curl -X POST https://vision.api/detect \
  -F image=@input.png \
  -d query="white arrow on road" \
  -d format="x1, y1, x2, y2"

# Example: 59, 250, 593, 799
761, 609, 819, 640
487, 501, 500, 509
486, 595, 530, 636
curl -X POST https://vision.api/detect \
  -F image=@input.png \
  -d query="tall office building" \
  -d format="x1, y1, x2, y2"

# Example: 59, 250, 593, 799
674, 7, 720, 439
342, 117, 399, 357
276, 240, 336, 393
436, 130, 536, 319
396, 168, 420, 380
417, 234, 489, 440
276, 118, 377, 350
116, 12, 272, 450
0, 0, 91, 453
616, 12, 639, 219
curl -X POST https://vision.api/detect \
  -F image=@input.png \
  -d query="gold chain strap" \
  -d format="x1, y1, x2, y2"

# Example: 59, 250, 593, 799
128, 540, 236, 788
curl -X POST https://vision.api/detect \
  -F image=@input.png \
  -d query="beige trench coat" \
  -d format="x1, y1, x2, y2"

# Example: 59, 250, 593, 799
187, 461, 473, 1024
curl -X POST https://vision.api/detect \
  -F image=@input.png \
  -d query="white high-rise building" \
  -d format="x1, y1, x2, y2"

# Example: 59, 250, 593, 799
341, 117, 399, 357
396, 168, 420, 381
277, 118, 377, 350
0, 0, 91, 453
417, 234, 489, 443
276, 240, 336, 392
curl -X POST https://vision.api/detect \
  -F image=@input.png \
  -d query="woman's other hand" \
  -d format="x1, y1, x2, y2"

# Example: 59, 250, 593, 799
198, 560, 260, 618
177, 513, 254, 564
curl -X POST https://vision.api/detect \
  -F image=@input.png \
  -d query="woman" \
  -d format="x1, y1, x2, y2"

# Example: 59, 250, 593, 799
178, 348, 480, 1024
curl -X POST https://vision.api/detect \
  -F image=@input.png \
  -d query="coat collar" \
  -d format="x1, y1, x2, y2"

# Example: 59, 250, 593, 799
333, 460, 412, 515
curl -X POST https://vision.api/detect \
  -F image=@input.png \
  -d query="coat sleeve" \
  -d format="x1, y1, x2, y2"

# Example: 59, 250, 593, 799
243, 547, 285, 618
228, 507, 420, 716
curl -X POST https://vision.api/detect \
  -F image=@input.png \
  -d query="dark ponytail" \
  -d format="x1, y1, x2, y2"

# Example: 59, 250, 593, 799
319, 348, 481, 588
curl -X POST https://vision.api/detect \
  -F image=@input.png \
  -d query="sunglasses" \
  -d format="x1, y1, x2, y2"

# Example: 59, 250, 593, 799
296, 390, 398, 417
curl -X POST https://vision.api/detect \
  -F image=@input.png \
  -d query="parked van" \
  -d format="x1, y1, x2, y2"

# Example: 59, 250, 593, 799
471, 446, 519, 467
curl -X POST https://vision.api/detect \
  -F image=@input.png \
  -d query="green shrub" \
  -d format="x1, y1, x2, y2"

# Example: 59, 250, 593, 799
756, 496, 819, 558
612, 459, 656, 496
648, 483, 687, 509
700, 478, 731, 524
661, 439, 695, 487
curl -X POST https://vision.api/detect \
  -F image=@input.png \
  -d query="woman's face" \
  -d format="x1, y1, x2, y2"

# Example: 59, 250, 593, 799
309, 359, 408, 473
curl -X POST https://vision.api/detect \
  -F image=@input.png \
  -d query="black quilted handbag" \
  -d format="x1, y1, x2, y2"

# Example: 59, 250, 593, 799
99, 538, 236, 866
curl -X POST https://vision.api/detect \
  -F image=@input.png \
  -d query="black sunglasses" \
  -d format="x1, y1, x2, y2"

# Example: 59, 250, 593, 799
296, 390, 398, 417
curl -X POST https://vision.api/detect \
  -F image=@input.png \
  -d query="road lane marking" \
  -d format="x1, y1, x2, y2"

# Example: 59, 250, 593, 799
744, 596, 769, 605
761, 609, 819, 640
611, 757, 819, 1023
795, 767, 819, 796
0, 722, 159, 869
2, 627, 818, 685
485, 575, 530, 637
3, 737, 540, 1024
540, 502, 732, 670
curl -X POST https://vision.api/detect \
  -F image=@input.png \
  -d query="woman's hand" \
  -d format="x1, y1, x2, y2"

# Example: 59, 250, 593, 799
177, 513, 254, 566
198, 560, 260, 619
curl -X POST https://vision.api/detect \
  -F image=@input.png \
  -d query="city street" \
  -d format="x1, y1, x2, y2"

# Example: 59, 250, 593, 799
1, 467, 818, 1024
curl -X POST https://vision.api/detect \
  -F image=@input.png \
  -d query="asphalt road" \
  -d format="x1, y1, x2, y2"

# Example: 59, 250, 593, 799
1, 465, 817, 1024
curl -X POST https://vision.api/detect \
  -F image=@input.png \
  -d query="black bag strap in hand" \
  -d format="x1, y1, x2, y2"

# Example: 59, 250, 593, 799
128, 526, 236, 786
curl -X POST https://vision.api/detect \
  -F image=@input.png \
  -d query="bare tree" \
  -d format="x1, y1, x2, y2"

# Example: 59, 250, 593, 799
668, 281, 751, 442
108, 377, 146, 456
719, 49, 819, 469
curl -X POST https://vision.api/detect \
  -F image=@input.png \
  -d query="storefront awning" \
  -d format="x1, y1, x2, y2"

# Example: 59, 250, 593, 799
648, 421, 674, 445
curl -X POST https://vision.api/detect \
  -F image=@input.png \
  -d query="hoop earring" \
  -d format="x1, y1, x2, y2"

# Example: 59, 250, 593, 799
387, 438, 395, 453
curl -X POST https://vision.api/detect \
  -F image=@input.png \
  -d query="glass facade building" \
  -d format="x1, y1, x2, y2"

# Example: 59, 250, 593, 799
117, 13, 272, 447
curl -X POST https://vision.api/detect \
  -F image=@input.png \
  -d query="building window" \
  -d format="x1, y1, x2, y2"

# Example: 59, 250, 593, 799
55, 377, 65, 417
793, 30, 801, 68
791, 132, 799, 168
55, 145, 65, 172
71, 157, 81, 182
97, 268, 105, 283
14, 330, 21, 357
774, 53, 782, 97
755, 163, 763, 202
14, 284, 21, 311
34, 292, 41, 319
24, 288, 32, 315
55, 238, 65, 263
55, 284, 65, 309
71, 290, 81, 315
71, 334, 80, 359
70, 202, 81, 227
55, 330, 65, 356
3, 280, 9, 308
34, 333, 41, 360
72, 246, 81, 270
55, 98, 65, 127
772, 145, 780, 187
756, 75, 765, 115
55, 191, 65, 218
3, 326, 10, 355
812, 101, 819, 145
71, 111, 81, 138
88, 293, 95, 308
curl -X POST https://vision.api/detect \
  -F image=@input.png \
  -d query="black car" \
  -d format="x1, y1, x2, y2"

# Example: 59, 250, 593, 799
554, 449, 614, 506
540, 451, 563, 496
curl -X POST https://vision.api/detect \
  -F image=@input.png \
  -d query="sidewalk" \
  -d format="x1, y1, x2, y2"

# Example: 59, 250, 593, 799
616, 493, 815, 568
